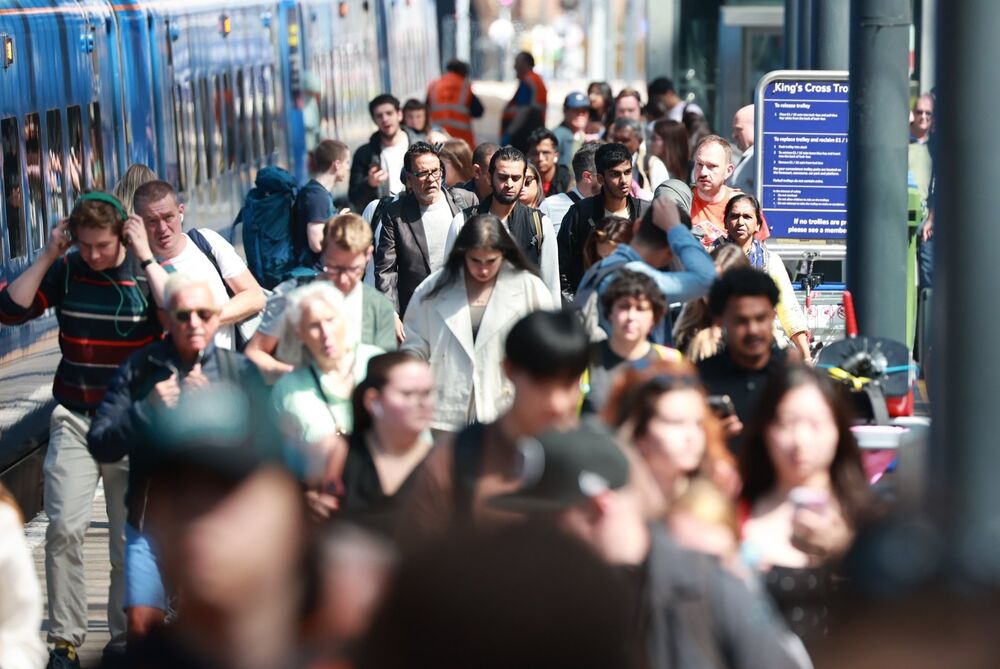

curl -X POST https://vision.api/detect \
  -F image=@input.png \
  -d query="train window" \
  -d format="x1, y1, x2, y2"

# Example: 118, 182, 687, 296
221, 72, 237, 169
248, 69, 261, 161
88, 102, 106, 191
67, 106, 85, 202
261, 65, 275, 157
170, 85, 187, 192
2, 117, 26, 259
213, 77, 226, 175
24, 113, 47, 251
236, 69, 248, 167
45, 110, 66, 225
199, 77, 215, 181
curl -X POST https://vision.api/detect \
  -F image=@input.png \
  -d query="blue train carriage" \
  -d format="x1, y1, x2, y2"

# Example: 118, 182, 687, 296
378, 0, 440, 103
138, 0, 291, 234
297, 0, 384, 156
0, 0, 122, 519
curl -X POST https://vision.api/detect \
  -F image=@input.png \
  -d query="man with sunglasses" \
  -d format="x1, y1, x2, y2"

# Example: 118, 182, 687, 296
246, 213, 398, 379
374, 141, 477, 318
87, 273, 266, 647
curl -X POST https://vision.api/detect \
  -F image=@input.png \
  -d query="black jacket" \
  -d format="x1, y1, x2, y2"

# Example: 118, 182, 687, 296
348, 126, 423, 211
557, 194, 651, 294
460, 197, 545, 269
87, 340, 265, 528
544, 164, 574, 197
374, 188, 478, 316
642, 525, 804, 669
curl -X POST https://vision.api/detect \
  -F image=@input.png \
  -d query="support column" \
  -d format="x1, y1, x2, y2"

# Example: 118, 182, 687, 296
845, 0, 910, 344
812, 0, 850, 70
931, 0, 1000, 583
797, 0, 813, 69
785, 0, 800, 69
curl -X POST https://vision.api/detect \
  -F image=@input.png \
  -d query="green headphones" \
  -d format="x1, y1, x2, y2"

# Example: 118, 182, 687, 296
73, 192, 129, 222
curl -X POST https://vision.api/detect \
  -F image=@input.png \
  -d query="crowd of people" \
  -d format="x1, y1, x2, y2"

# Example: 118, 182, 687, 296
0, 56, 901, 669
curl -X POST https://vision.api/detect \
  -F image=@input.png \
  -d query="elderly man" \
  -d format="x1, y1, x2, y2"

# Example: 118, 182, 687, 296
88, 273, 266, 644
132, 180, 265, 350
729, 104, 756, 196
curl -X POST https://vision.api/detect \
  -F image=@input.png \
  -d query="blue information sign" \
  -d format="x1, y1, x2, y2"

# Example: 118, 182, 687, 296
755, 70, 849, 240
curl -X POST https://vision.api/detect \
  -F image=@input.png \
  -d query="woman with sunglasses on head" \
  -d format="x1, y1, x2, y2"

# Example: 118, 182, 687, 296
401, 214, 553, 441
713, 194, 811, 362
739, 365, 875, 643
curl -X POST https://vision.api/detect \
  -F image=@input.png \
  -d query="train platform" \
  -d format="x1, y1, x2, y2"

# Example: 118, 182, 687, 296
25, 482, 112, 668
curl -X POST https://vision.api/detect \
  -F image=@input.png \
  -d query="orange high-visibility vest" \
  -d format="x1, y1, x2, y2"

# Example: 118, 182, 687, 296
427, 72, 476, 149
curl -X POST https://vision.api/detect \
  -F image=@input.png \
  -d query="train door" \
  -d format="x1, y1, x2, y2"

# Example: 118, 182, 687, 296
112, 2, 158, 170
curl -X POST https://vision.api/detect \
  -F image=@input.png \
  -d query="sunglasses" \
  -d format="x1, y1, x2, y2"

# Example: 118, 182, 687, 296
171, 308, 219, 323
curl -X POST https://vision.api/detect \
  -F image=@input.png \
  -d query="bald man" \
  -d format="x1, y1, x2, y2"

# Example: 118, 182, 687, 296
729, 105, 756, 196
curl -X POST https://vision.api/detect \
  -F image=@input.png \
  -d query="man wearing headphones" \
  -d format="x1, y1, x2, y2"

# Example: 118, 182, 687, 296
374, 141, 477, 318
0, 193, 166, 666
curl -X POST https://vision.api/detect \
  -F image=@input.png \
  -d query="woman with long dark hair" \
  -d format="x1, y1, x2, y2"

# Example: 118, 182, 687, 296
402, 214, 554, 436
647, 120, 690, 187
587, 81, 614, 132
739, 365, 873, 642
334, 352, 435, 533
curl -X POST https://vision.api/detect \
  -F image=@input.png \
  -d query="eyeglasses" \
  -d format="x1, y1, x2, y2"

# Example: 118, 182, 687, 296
411, 168, 441, 181
171, 308, 219, 323
914, 110, 933, 118
322, 265, 366, 278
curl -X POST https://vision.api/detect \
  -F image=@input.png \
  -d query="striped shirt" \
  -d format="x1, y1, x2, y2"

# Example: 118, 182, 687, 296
0, 252, 162, 412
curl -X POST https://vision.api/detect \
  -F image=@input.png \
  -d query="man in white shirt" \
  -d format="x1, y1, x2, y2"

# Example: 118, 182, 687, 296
729, 104, 756, 196
133, 181, 265, 350
446, 146, 561, 305
540, 142, 602, 236
348, 94, 423, 211
648, 76, 706, 123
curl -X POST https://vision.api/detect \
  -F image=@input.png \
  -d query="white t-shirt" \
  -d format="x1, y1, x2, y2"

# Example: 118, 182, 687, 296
380, 138, 409, 196
422, 196, 456, 272
159, 229, 248, 350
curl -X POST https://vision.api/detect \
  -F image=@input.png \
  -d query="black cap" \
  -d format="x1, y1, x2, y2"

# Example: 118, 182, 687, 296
146, 381, 300, 482
489, 421, 630, 513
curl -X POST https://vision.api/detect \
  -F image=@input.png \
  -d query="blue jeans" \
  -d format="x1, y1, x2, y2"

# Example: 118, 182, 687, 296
124, 523, 167, 610
917, 228, 934, 288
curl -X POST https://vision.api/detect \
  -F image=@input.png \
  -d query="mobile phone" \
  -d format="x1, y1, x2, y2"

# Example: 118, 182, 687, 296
707, 394, 736, 419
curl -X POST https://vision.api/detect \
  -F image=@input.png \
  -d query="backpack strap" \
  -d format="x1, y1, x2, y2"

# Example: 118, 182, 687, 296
187, 229, 235, 298
567, 190, 583, 204
531, 209, 544, 247
452, 422, 487, 520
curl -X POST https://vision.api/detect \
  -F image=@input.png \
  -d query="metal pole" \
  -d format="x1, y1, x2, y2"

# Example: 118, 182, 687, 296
812, 0, 850, 70
647, 0, 677, 80
919, 0, 936, 92
785, 0, 800, 69
931, 0, 1000, 584
845, 0, 910, 343
456, 0, 470, 63
797, 0, 813, 69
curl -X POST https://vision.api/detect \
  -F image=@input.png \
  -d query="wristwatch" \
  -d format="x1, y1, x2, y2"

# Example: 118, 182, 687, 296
140, 258, 156, 270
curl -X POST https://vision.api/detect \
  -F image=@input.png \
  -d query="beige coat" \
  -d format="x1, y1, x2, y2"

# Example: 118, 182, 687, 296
402, 262, 554, 431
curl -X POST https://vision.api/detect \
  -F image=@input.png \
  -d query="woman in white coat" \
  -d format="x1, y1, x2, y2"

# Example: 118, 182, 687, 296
402, 214, 554, 436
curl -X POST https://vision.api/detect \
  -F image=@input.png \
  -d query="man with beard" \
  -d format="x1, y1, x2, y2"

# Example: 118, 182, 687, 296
374, 142, 477, 317
445, 146, 560, 304
558, 143, 651, 295
697, 266, 788, 453
349, 95, 423, 211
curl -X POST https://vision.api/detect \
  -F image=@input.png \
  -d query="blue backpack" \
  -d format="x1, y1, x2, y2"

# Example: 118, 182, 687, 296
232, 166, 299, 290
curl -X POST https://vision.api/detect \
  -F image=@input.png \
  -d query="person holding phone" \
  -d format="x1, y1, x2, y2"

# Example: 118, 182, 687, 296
739, 365, 875, 643
0, 193, 166, 664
